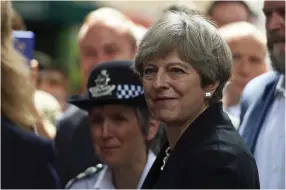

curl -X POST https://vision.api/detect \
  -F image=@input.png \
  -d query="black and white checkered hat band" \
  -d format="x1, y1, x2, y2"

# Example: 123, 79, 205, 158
117, 84, 144, 99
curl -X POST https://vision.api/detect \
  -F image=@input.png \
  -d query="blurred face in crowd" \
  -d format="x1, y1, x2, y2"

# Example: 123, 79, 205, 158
89, 105, 146, 167
226, 36, 266, 103
264, 1, 285, 74
39, 82, 67, 111
79, 22, 136, 88
142, 51, 216, 126
37, 70, 67, 111
209, 1, 251, 27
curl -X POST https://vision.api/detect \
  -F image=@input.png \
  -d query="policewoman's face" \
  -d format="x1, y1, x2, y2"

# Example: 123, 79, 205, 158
142, 50, 206, 125
89, 104, 146, 167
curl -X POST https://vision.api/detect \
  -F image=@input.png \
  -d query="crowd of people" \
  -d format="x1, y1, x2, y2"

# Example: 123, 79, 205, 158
1, 0, 285, 189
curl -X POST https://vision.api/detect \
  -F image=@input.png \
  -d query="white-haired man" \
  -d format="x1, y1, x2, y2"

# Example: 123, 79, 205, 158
239, 1, 285, 189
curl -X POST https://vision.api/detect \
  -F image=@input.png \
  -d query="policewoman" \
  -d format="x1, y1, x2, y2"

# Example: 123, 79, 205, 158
65, 60, 158, 189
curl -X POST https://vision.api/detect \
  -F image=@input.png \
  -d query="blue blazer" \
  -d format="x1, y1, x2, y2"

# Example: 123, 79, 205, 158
239, 71, 280, 153
1, 116, 62, 189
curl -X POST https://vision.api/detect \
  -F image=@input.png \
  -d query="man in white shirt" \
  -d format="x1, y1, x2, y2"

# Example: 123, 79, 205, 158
218, 21, 268, 128
239, 1, 285, 188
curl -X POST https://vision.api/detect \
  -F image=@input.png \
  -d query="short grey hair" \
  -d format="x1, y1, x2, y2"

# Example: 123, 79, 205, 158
135, 107, 150, 137
135, 107, 165, 154
134, 6, 233, 105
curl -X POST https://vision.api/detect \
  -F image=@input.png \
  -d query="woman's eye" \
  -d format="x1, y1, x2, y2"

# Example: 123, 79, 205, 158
113, 115, 126, 122
90, 116, 103, 125
110, 115, 128, 126
143, 68, 155, 76
170, 67, 185, 74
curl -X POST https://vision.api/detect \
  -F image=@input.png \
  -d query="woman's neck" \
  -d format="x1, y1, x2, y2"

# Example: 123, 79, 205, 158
166, 104, 209, 150
112, 147, 147, 189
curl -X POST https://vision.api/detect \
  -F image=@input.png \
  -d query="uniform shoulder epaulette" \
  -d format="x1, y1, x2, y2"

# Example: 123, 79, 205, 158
65, 163, 104, 189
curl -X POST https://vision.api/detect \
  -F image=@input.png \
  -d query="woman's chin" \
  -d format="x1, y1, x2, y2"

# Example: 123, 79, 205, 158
155, 113, 176, 124
101, 157, 121, 168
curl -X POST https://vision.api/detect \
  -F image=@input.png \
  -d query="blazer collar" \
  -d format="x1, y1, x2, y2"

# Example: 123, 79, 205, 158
240, 72, 281, 153
175, 102, 229, 150
141, 102, 232, 189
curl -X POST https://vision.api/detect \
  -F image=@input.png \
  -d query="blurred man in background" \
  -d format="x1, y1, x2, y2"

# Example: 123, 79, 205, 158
219, 21, 267, 128
239, 1, 285, 188
37, 66, 68, 112
77, 7, 141, 92
55, 7, 145, 185
206, 1, 256, 27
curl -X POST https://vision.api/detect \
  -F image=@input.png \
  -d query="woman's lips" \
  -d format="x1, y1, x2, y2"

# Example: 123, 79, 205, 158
154, 97, 177, 104
100, 146, 120, 152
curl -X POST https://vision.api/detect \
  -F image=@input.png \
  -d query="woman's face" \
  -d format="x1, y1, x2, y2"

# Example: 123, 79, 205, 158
142, 50, 207, 126
89, 104, 146, 167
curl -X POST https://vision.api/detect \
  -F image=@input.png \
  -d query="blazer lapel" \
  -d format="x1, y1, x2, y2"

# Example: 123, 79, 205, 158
140, 143, 168, 189
240, 74, 280, 153
141, 103, 227, 189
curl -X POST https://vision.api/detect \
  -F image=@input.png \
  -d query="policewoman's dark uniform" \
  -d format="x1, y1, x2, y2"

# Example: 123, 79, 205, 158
141, 102, 260, 189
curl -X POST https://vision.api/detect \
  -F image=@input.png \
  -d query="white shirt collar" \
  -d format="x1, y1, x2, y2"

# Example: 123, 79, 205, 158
92, 166, 114, 189
224, 103, 241, 119
137, 150, 156, 189
93, 150, 156, 189
275, 75, 285, 97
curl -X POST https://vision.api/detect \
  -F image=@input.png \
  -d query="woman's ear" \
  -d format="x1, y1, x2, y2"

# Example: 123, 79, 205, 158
146, 119, 160, 141
204, 81, 219, 95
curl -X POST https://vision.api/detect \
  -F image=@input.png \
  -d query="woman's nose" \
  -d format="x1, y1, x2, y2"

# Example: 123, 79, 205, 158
101, 121, 112, 138
153, 70, 170, 90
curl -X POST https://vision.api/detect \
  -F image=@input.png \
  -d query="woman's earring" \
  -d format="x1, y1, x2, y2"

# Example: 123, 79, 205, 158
205, 92, 212, 98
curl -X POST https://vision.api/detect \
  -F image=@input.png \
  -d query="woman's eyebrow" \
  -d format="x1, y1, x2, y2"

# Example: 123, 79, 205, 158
143, 62, 156, 67
167, 61, 190, 69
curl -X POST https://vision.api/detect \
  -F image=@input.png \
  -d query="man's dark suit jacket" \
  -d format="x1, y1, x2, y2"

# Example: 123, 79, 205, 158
141, 102, 260, 189
1, 116, 61, 189
55, 105, 100, 186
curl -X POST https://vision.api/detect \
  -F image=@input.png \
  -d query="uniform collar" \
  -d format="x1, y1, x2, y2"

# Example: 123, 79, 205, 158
137, 150, 156, 189
93, 150, 156, 189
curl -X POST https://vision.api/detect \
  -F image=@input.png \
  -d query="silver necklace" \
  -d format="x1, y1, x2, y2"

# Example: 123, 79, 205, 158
160, 147, 171, 171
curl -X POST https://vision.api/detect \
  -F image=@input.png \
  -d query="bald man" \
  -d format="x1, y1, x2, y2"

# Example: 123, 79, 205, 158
207, 1, 255, 28
78, 8, 144, 92
219, 22, 267, 128
55, 8, 144, 185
